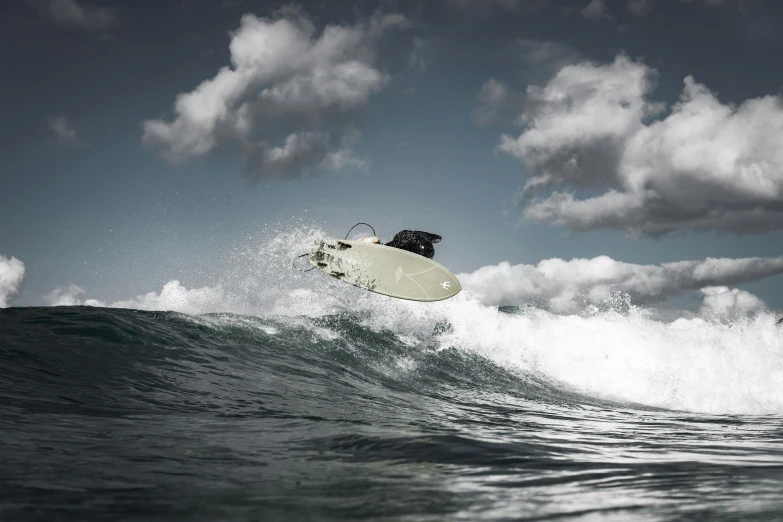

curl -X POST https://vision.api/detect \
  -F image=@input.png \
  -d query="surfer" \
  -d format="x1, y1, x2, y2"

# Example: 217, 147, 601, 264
358, 230, 441, 259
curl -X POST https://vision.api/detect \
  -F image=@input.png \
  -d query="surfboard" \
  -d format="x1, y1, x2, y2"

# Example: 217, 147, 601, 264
308, 239, 462, 302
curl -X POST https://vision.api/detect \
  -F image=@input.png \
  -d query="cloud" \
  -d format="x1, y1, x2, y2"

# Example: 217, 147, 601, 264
680, 0, 738, 7
143, 7, 406, 181
319, 146, 368, 171
627, 0, 652, 17
45, 280, 232, 315
443, 0, 549, 15
699, 286, 767, 319
628, 0, 743, 17
511, 39, 583, 72
0, 256, 25, 308
30, 0, 119, 32
473, 79, 517, 126
474, 40, 581, 127
458, 254, 783, 312
409, 36, 432, 72
109, 281, 230, 314
49, 116, 88, 148
581, 0, 611, 21
44, 284, 105, 306
497, 54, 783, 236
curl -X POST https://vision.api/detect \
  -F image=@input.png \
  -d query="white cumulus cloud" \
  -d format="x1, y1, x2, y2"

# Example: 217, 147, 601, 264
45, 284, 105, 307
699, 286, 767, 319
498, 54, 783, 236
458, 254, 783, 312
44, 281, 233, 315
143, 6, 406, 180
0, 256, 25, 308
110, 281, 230, 315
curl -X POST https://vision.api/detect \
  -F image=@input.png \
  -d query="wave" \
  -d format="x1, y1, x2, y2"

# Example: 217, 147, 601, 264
5, 306, 783, 520
3, 301, 781, 418
16, 224, 783, 416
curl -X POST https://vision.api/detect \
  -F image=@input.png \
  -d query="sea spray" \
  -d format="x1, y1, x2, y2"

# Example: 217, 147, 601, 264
38, 224, 783, 415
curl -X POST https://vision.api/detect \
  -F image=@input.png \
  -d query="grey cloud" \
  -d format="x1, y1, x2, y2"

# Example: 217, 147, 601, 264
629, 0, 743, 17
31, 0, 119, 32
580, 0, 611, 21
497, 55, 783, 236
143, 6, 406, 181
442, 0, 549, 15
509, 38, 584, 87
680, 0, 739, 7
512, 39, 583, 70
627, 0, 653, 17
240, 131, 366, 179
458, 254, 783, 312
49, 116, 88, 148
473, 79, 517, 126
474, 40, 581, 127
248, 133, 331, 178
409, 36, 432, 73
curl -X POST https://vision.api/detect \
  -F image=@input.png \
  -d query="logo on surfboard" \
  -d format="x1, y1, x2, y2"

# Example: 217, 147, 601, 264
440, 281, 451, 290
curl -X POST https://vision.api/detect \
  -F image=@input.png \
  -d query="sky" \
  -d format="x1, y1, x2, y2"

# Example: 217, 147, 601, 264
1, 0, 783, 318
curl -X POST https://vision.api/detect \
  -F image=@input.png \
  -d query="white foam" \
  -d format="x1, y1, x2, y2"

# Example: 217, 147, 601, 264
0, 255, 25, 308
42, 224, 783, 415
364, 294, 783, 415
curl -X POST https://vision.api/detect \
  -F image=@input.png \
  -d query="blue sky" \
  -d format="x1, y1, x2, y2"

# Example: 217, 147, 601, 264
1, 0, 782, 316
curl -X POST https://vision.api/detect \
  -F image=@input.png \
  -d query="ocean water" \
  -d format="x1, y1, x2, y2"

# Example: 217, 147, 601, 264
2, 229, 783, 521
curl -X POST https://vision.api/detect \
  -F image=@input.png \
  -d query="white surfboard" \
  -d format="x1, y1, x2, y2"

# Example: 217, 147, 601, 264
308, 239, 461, 302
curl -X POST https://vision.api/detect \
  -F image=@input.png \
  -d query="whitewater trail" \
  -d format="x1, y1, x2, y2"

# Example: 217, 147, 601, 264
44, 224, 783, 415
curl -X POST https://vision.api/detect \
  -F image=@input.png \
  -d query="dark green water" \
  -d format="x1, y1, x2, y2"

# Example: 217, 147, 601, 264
1, 306, 783, 521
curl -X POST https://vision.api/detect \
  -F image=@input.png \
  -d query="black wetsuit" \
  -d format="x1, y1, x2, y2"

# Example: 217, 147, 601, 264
384, 230, 441, 259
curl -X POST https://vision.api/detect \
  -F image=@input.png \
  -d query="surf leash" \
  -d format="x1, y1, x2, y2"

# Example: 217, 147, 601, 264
292, 253, 315, 272
343, 222, 377, 240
